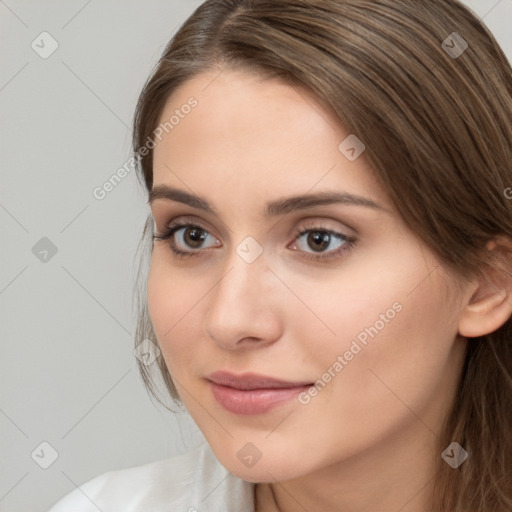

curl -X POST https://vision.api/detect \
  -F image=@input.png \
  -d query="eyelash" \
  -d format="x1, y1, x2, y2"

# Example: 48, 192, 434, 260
152, 219, 356, 262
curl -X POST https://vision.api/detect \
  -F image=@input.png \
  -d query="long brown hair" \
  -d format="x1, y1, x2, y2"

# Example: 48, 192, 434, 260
131, 1, 512, 510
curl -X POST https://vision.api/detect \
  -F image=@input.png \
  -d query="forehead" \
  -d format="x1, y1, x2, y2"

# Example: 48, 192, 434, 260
151, 69, 382, 209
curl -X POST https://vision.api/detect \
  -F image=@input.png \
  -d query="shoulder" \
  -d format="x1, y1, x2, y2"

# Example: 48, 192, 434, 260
47, 441, 255, 512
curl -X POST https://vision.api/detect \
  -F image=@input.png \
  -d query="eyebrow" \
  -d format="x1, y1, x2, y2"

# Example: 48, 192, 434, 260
148, 184, 384, 216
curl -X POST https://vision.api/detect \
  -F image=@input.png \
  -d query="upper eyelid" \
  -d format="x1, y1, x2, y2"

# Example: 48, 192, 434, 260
151, 201, 361, 231
160, 216, 221, 239
154, 211, 355, 233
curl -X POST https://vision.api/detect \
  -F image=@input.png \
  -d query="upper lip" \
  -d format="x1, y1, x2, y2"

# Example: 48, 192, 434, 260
207, 371, 313, 390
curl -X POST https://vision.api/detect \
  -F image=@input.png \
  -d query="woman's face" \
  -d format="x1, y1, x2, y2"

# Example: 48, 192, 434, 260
148, 68, 469, 483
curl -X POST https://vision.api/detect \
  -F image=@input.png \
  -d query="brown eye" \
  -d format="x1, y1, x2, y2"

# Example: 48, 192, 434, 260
153, 221, 220, 258
305, 231, 332, 252
181, 226, 208, 249
289, 226, 357, 262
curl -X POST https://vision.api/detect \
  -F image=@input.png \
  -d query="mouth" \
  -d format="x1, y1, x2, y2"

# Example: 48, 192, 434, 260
206, 371, 314, 415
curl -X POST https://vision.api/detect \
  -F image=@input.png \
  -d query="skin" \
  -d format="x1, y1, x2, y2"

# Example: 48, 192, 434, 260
147, 68, 481, 512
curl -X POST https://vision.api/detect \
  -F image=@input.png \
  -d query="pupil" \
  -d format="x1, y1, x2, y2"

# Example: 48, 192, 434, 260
186, 228, 206, 248
308, 231, 330, 252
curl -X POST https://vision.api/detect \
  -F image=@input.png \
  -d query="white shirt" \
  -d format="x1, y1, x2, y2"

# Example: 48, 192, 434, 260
47, 441, 256, 511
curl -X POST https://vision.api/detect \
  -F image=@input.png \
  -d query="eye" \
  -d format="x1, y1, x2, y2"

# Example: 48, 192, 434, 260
289, 226, 356, 261
153, 220, 220, 258
153, 218, 356, 262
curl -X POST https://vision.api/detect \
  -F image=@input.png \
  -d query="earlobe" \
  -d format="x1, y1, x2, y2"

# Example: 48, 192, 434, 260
458, 238, 512, 338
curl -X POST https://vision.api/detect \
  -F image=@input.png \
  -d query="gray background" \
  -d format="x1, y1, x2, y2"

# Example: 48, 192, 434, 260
1, 1, 511, 511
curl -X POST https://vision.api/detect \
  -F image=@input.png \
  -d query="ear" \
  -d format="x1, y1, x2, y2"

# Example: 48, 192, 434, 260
458, 238, 512, 338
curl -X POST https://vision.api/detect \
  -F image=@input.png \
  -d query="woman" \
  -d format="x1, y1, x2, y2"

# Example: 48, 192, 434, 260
49, 0, 512, 510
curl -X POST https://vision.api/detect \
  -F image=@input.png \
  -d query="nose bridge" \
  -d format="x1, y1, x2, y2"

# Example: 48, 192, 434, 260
204, 239, 281, 347
214, 241, 269, 312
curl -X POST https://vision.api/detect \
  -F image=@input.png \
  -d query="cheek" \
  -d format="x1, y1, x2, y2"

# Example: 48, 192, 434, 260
284, 256, 413, 365
371, 275, 461, 395
307, 262, 461, 431
292, 249, 461, 402
147, 254, 204, 369
315, 248, 456, 357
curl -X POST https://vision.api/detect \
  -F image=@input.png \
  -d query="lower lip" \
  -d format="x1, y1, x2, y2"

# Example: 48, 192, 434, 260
209, 381, 312, 415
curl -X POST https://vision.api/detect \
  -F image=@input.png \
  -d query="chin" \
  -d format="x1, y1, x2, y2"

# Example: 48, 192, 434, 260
211, 446, 303, 483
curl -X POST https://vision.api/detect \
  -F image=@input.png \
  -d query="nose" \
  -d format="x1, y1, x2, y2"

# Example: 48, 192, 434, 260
204, 247, 283, 350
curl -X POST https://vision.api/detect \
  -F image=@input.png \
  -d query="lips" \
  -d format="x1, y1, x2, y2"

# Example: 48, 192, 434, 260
206, 371, 314, 415
206, 371, 313, 390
